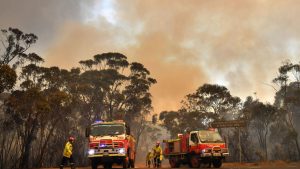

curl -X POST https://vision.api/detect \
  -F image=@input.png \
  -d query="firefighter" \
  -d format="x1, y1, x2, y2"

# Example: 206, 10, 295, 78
153, 141, 163, 168
60, 136, 75, 169
146, 150, 153, 168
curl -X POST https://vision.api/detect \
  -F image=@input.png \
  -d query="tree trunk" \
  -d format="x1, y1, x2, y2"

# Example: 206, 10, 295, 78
264, 129, 268, 161
294, 137, 300, 160
0, 133, 5, 169
36, 124, 56, 168
108, 100, 113, 121
134, 122, 146, 154
20, 119, 38, 169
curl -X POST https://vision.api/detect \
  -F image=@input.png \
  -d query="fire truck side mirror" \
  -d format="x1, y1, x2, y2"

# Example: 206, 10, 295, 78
85, 127, 90, 137
126, 125, 131, 135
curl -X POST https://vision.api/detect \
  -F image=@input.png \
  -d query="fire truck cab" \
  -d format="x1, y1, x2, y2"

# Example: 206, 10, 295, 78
86, 120, 135, 169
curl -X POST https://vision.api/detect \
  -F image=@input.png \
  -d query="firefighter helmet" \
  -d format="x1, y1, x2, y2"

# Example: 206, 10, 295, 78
69, 136, 75, 141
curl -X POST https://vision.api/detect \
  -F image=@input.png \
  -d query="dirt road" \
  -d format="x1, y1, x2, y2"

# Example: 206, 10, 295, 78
43, 161, 300, 169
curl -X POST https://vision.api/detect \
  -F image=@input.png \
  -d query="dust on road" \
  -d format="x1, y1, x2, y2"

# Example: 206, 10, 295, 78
42, 161, 300, 169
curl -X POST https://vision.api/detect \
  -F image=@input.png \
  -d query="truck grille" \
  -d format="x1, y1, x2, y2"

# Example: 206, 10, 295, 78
98, 139, 124, 149
89, 139, 124, 149
99, 142, 121, 149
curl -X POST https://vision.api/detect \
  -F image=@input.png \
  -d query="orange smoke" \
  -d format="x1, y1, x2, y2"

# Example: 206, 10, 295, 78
42, 0, 300, 113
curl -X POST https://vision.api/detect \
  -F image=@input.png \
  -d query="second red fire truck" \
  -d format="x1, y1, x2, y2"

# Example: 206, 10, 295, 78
163, 128, 229, 168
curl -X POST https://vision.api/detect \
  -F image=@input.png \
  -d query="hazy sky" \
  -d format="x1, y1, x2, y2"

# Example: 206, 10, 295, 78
1, 0, 300, 114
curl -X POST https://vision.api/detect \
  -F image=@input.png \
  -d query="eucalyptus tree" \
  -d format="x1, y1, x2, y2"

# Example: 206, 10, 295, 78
159, 110, 181, 138
0, 27, 38, 93
5, 64, 82, 168
179, 84, 241, 129
0, 64, 16, 93
3, 53, 46, 168
246, 100, 277, 160
79, 53, 129, 121
0, 27, 38, 66
236, 96, 258, 162
79, 53, 156, 124
123, 62, 156, 122
6, 87, 50, 169
273, 60, 300, 159
159, 84, 241, 138
32, 66, 74, 167
122, 62, 156, 149
0, 27, 41, 169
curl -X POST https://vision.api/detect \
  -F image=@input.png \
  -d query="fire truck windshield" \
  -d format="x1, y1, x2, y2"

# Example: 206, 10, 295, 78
91, 124, 125, 136
198, 130, 223, 143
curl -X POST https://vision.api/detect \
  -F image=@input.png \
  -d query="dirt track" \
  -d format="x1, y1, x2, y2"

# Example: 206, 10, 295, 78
42, 161, 300, 169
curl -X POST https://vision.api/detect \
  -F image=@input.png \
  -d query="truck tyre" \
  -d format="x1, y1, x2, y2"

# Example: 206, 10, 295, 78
123, 158, 128, 169
169, 157, 180, 168
212, 159, 222, 168
189, 155, 200, 168
91, 159, 98, 169
104, 163, 112, 169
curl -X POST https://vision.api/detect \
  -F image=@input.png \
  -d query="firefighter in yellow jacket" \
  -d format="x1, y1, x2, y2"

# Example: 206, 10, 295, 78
146, 150, 153, 168
153, 141, 163, 168
60, 137, 75, 169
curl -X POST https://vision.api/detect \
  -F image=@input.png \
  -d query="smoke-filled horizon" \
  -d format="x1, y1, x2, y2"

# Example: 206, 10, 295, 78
1, 0, 300, 114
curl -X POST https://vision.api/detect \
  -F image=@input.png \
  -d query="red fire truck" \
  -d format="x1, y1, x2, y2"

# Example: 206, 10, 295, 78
86, 120, 136, 169
163, 129, 229, 168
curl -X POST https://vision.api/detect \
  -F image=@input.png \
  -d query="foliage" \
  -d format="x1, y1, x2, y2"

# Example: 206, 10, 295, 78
0, 27, 39, 67
0, 64, 17, 93
159, 84, 241, 138
78, 53, 156, 124
240, 97, 279, 160
0, 27, 42, 94
0, 27, 156, 168
3, 27, 300, 168
272, 60, 300, 160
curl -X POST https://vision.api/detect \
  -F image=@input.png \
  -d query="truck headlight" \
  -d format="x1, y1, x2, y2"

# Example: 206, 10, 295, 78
202, 149, 211, 153
88, 149, 95, 155
118, 148, 125, 154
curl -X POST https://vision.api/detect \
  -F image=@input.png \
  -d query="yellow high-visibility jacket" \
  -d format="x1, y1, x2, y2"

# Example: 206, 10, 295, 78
63, 141, 73, 158
153, 146, 163, 160
153, 146, 162, 156
146, 152, 153, 161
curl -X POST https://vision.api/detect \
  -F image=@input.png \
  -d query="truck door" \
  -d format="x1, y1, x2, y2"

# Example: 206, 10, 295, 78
189, 131, 199, 152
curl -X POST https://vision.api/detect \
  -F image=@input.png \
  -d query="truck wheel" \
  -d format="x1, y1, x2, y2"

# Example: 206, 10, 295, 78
212, 159, 222, 168
169, 157, 180, 168
91, 159, 98, 169
189, 155, 200, 168
104, 163, 112, 169
123, 158, 128, 169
